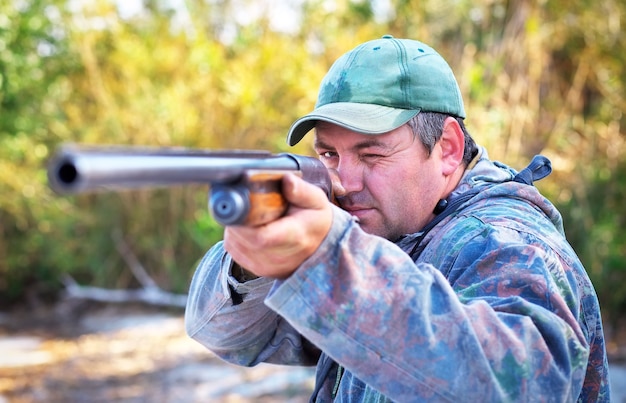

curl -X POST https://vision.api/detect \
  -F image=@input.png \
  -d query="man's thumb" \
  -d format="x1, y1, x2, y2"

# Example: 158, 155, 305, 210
282, 173, 328, 210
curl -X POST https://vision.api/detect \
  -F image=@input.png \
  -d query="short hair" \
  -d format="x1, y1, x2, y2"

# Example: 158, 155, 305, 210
407, 112, 478, 165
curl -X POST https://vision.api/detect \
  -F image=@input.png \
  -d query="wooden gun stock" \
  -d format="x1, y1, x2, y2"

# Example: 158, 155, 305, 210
211, 170, 298, 226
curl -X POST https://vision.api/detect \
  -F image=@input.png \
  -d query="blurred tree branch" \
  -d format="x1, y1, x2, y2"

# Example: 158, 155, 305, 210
61, 231, 187, 308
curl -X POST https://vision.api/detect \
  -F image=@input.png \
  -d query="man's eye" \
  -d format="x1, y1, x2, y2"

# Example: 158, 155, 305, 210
320, 151, 335, 158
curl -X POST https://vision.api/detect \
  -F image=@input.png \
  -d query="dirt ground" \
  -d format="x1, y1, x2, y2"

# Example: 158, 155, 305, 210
1, 299, 625, 403
0, 300, 315, 402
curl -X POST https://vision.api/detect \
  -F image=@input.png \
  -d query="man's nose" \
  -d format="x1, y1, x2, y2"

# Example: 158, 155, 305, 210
330, 162, 364, 197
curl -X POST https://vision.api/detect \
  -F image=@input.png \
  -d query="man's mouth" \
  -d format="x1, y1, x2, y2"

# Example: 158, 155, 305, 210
342, 205, 374, 219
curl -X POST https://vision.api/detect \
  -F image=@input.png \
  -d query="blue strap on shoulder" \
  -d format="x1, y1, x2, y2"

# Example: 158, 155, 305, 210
513, 155, 552, 185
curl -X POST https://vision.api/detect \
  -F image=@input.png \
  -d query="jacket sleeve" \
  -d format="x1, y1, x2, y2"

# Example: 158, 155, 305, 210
264, 206, 590, 401
184, 241, 319, 367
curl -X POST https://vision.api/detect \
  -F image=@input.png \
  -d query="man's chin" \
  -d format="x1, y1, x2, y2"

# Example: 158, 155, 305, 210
357, 221, 391, 239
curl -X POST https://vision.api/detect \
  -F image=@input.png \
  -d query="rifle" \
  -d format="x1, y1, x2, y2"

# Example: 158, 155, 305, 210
47, 144, 332, 226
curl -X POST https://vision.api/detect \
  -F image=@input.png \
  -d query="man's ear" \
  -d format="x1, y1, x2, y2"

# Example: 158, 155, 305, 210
438, 117, 465, 176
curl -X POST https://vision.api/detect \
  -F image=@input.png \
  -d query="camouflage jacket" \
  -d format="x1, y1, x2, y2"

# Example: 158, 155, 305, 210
185, 149, 610, 402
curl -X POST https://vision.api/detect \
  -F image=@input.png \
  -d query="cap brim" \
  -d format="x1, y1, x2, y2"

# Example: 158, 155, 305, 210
286, 102, 420, 146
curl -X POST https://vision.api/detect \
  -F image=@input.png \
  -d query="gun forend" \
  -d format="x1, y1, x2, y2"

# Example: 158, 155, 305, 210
47, 144, 332, 226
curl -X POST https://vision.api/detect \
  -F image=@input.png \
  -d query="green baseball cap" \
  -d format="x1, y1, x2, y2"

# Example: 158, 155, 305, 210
287, 35, 466, 146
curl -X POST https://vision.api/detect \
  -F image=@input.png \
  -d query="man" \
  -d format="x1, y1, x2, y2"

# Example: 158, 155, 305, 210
185, 36, 610, 401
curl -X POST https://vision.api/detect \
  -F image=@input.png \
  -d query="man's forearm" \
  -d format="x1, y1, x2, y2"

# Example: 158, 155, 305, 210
185, 242, 319, 367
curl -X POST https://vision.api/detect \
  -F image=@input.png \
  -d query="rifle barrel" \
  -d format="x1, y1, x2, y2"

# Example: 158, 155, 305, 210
47, 145, 301, 194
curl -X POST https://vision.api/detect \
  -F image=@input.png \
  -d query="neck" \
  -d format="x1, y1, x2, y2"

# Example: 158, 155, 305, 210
442, 165, 467, 200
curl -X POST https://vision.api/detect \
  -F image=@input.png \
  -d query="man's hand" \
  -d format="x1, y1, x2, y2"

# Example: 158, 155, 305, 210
223, 173, 333, 279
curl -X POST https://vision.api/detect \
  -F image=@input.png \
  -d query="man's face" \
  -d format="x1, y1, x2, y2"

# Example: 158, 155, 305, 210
314, 122, 446, 240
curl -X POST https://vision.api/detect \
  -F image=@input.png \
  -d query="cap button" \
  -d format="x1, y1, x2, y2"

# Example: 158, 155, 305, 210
382, 34, 394, 39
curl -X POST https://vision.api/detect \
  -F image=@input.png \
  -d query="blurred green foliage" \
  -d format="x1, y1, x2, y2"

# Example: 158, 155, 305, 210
0, 0, 624, 326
